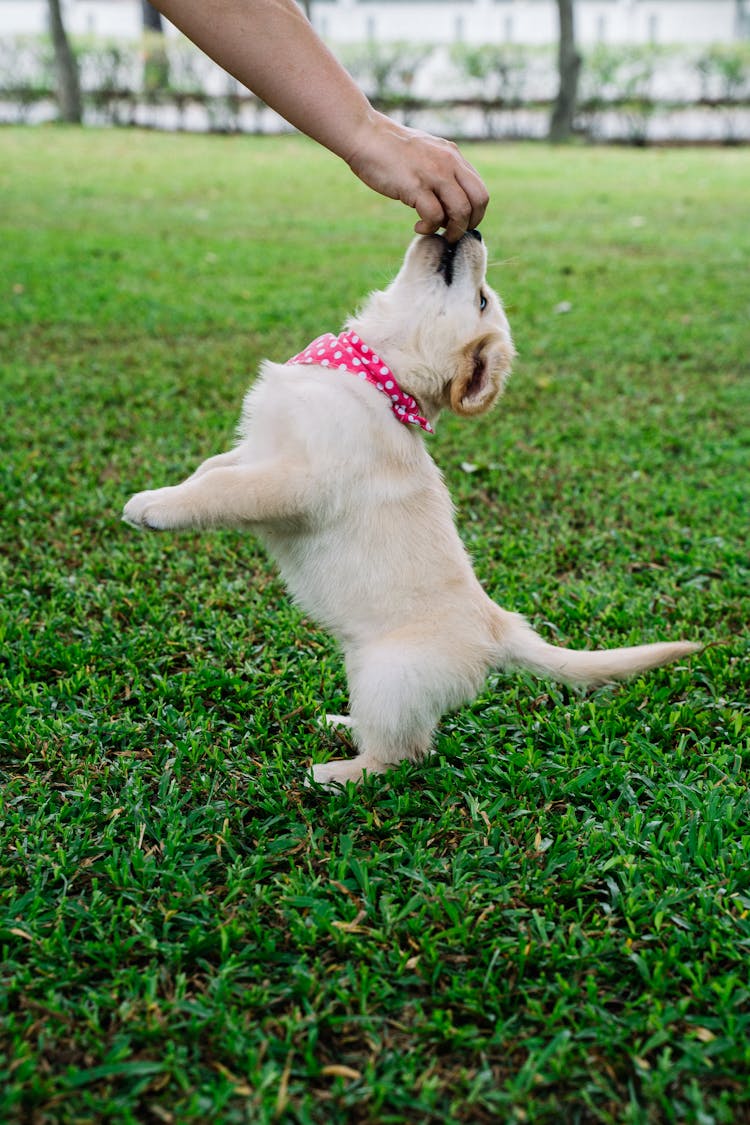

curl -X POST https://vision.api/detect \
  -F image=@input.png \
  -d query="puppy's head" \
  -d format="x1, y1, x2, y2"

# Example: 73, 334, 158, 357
347, 232, 515, 424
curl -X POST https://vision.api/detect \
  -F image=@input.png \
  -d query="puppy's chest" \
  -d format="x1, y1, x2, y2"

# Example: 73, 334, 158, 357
261, 465, 456, 614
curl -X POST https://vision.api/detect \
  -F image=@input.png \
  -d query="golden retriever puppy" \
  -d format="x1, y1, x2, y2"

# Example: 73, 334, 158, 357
124, 232, 699, 788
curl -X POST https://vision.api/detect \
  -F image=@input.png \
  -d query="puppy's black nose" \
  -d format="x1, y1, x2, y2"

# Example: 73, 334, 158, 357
467, 229, 483, 242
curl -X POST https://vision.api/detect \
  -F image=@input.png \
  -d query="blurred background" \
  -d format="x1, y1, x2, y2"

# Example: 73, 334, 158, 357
2, 0, 749, 142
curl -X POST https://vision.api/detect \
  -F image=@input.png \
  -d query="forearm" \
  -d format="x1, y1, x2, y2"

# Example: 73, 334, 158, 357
151, 0, 374, 162
149, 0, 490, 238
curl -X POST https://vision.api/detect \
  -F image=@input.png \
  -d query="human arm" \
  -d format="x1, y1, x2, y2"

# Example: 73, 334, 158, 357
149, 0, 488, 239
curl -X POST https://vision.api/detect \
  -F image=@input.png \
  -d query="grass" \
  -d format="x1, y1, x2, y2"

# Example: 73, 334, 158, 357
1, 126, 748, 1124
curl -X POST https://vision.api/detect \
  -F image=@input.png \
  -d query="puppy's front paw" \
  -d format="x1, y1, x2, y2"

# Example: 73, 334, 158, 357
123, 487, 178, 531
123, 490, 153, 529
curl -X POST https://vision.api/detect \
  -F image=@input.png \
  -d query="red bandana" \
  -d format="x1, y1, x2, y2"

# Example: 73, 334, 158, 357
287, 330, 434, 434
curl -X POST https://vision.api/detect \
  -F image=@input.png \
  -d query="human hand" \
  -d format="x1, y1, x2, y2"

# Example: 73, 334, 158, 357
146, 4, 486, 238
346, 112, 489, 243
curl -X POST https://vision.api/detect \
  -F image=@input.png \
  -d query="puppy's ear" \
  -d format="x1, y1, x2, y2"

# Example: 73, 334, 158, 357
448, 332, 514, 417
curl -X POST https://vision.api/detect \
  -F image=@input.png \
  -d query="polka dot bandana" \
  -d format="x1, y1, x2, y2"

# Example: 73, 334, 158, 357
287, 330, 434, 434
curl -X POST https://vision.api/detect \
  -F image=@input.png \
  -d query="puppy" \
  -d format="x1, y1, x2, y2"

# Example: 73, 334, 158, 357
124, 232, 699, 788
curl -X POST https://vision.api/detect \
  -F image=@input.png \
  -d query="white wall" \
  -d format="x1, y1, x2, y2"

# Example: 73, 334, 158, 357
0, 0, 141, 38
0, 0, 742, 45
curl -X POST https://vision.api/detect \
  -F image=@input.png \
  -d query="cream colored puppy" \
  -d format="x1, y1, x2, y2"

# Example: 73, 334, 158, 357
124, 232, 699, 788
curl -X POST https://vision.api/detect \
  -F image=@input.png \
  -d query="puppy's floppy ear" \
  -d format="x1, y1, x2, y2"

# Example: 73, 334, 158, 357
448, 332, 514, 417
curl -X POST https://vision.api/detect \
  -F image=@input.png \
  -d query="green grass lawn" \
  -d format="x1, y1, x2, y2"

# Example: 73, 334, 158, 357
1, 126, 748, 1124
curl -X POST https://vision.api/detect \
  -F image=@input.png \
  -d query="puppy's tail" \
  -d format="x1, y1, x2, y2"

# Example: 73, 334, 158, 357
493, 608, 700, 688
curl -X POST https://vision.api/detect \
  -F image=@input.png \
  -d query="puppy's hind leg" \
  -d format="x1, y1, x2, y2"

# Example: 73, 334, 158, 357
309, 636, 446, 790
310, 722, 433, 789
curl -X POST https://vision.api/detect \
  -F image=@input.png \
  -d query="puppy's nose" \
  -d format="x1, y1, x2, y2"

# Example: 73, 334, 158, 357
467, 229, 483, 242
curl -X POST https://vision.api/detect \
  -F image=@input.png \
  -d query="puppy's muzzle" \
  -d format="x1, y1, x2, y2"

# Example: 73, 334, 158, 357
437, 229, 482, 286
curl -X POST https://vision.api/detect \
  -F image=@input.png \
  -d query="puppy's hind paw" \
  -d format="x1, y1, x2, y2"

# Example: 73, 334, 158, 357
307, 759, 360, 790
307, 755, 388, 791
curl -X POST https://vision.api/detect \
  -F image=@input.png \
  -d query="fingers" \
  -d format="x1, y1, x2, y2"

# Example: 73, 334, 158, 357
457, 164, 490, 234
413, 181, 487, 242
413, 191, 447, 237
412, 153, 489, 243
346, 114, 489, 240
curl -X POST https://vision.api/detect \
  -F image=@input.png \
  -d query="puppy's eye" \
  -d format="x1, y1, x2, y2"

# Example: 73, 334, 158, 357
479, 292, 488, 312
